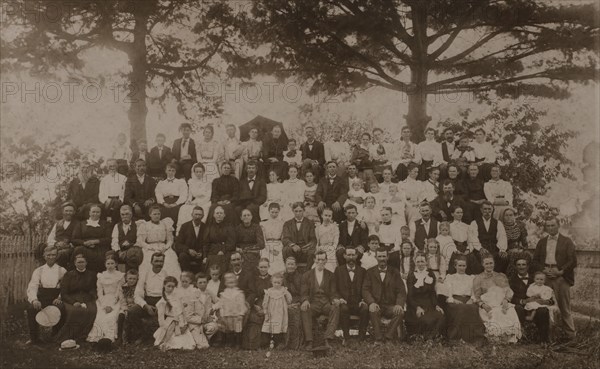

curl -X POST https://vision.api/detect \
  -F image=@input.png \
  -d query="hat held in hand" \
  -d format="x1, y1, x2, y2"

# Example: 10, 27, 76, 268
35, 305, 61, 327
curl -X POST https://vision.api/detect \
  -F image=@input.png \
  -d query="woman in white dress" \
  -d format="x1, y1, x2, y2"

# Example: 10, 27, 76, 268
401, 163, 422, 224
315, 208, 339, 272
419, 167, 440, 203
177, 163, 211, 234
154, 276, 196, 350
137, 205, 181, 279
196, 125, 222, 184
260, 203, 286, 275
484, 165, 513, 220
87, 252, 125, 343
260, 170, 285, 221
281, 165, 306, 221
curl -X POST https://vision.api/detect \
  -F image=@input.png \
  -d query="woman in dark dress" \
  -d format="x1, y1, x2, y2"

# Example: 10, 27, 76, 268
72, 204, 112, 272
444, 255, 486, 342
405, 252, 446, 339
500, 208, 529, 278
209, 162, 240, 223
203, 205, 236, 274
242, 258, 272, 350
235, 209, 265, 271
55, 253, 98, 343
283, 256, 303, 350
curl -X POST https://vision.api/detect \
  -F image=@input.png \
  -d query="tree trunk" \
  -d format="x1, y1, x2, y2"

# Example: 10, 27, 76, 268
404, 66, 431, 143
127, 3, 149, 148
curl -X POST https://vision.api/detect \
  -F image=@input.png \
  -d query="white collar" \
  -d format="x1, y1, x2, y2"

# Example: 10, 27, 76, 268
86, 219, 100, 227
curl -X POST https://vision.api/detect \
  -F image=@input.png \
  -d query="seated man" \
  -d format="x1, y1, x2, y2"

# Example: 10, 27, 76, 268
26, 246, 67, 344
324, 126, 351, 176
336, 204, 369, 265
468, 201, 508, 272
409, 203, 439, 252
509, 256, 551, 343
68, 161, 100, 220
176, 206, 206, 273
362, 249, 406, 342
300, 126, 325, 179
124, 159, 156, 220
127, 253, 168, 343
334, 248, 368, 342
431, 180, 468, 223
111, 205, 143, 271
282, 202, 317, 272
235, 161, 267, 223
300, 251, 340, 350
46, 201, 79, 269
99, 158, 127, 224
316, 161, 349, 223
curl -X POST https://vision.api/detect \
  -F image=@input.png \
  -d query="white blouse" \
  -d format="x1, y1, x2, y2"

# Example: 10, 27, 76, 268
445, 273, 475, 297
484, 179, 513, 205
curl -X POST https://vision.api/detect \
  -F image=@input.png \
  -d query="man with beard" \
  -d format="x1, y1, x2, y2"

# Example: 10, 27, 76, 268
334, 248, 368, 343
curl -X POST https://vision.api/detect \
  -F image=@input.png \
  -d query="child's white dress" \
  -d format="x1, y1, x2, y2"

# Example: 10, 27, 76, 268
261, 182, 285, 221
479, 286, 522, 343
154, 291, 196, 350
361, 251, 378, 270
344, 189, 367, 208
260, 218, 285, 275
315, 222, 340, 273
525, 284, 558, 322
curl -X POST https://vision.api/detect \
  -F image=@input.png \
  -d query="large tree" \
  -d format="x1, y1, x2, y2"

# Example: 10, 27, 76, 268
238, 0, 599, 140
1, 0, 241, 143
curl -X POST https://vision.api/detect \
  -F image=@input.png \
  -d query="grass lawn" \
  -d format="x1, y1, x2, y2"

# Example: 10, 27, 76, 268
2, 317, 599, 369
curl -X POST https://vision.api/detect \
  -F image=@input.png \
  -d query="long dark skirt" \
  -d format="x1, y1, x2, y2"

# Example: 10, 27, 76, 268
284, 305, 303, 350
242, 309, 267, 350
406, 309, 446, 339
445, 295, 486, 342
55, 303, 97, 342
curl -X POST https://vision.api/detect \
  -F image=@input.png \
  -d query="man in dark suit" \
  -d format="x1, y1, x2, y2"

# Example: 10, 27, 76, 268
68, 161, 100, 220
300, 250, 340, 350
176, 206, 206, 273
124, 159, 156, 220
262, 125, 287, 180
282, 202, 317, 271
300, 126, 325, 179
111, 205, 142, 271
316, 161, 349, 223
336, 204, 368, 265
147, 133, 172, 179
509, 256, 551, 342
362, 249, 406, 342
129, 138, 149, 174
235, 161, 267, 223
171, 123, 197, 180
533, 217, 577, 339
46, 201, 79, 269
334, 248, 368, 342
431, 180, 468, 223
410, 203, 439, 251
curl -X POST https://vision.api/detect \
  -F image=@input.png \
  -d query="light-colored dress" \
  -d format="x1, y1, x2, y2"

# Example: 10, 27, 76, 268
383, 196, 407, 227
358, 208, 380, 235
154, 291, 196, 350
315, 222, 339, 272
361, 251, 378, 270
177, 176, 211, 233
479, 286, 522, 343
137, 219, 181, 280
303, 184, 320, 223
262, 287, 293, 334
484, 179, 513, 220
426, 254, 447, 296
525, 284, 559, 322
436, 234, 457, 268
179, 286, 217, 348
196, 139, 222, 184
281, 179, 306, 221
344, 189, 367, 208
260, 218, 285, 275
215, 287, 247, 333
401, 178, 422, 224
261, 183, 285, 221
87, 270, 125, 342
419, 179, 440, 203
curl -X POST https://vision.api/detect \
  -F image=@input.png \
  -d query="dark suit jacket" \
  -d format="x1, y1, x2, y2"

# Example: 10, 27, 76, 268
147, 146, 173, 177
172, 138, 197, 163
227, 267, 256, 304
281, 218, 317, 250
300, 140, 325, 166
237, 176, 267, 206
68, 177, 100, 209
301, 268, 338, 303
175, 220, 206, 256
509, 273, 535, 305
316, 175, 348, 206
532, 234, 577, 285
129, 150, 149, 171
362, 266, 406, 307
334, 264, 366, 305
338, 220, 368, 250
430, 194, 467, 222
124, 174, 157, 206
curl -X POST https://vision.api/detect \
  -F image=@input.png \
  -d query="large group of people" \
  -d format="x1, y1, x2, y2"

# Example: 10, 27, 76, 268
27, 123, 578, 353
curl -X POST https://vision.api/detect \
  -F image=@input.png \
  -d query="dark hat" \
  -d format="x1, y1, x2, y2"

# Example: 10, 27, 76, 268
96, 338, 113, 352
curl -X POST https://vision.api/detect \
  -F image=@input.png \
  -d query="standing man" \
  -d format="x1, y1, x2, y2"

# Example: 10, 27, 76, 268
124, 159, 156, 220
262, 125, 287, 180
324, 126, 351, 177
300, 126, 325, 179
282, 203, 317, 272
68, 161, 100, 220
171, 123, 197, 180
410, 203, 439, 252
236, 160, 267, 223
147, 133, 172, 179
440, 127, 456, 170
362, 249, 406, 342
336, 204, 369, 265
99, 158, 127, 224
130, 138, 149, 174
316, 161, 349, 223
223, 124, 245, 179
468, 201, 508, 272
111, 205, 143, 271
533, 218, 577, 340
176, 206, 206, 273
334, 248, 368, 343
300, 250, 340, 350
370, 128, 392, 182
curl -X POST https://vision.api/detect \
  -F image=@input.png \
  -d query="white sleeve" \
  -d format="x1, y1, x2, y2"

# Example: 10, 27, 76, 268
27, 267, 41, 303
177, 180, 188, 205
47, 224, 58, 247
98, 177, 108, 203
111, 224, 120, 252
155, 181, 165, 204
134, 271, 147, 307
468, 221, 482, 251
497, 221, 507, 252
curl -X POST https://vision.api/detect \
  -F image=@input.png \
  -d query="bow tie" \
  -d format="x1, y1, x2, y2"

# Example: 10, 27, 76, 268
167, 178, 175, 183
248, 178, 255, 182
382, 221, 391, 225
379, 268, 387, 273
296, 220, 303, 224
520, 276, 529, 280
348, 268, 355, 272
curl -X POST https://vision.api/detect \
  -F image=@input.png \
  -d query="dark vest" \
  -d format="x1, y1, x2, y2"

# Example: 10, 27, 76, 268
54, 220, 77, 243
414, 219, 438, 251
476, 217, 498, 253
441, 142, 452, 162
118, 222, 138, 248
313, 277, 328, 302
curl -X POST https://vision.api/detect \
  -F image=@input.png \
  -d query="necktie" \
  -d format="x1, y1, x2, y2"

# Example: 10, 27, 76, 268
383, 221, 391, 225
167, 178, 174, 183
158, 147, 162, 159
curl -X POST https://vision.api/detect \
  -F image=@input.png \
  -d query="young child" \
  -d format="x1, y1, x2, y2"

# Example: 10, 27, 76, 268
361, 235, 380, 270
283, 139, 302, 169
400, 226, 411, 243
260, 203, 285, 275
315, 208, 339, 272
358, 196, 380, 235
525, 272, 558, 321
345, 179, 367, 208
153, 276, 195, 351
425, 238, 447, 298
261, 273, 293, 348
183, 273, 217, 349
260, 170, 284, 221
368, 182, 385, 211
384, 184, 407, 227
214, 272, 247, 348
436, 222, 456, 268
178, 272, 198, 303
120, 269, 138, 343
303, 170, 320, 224
206, 264, 222, 303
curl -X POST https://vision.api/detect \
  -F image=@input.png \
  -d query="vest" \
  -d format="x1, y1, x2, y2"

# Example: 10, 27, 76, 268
414, 219, 438, 251
441, 142, 451, 162
313, 275, 328, 303
54, 220, 77, 243
476, 218, 498, 253
118, 222, 138, 248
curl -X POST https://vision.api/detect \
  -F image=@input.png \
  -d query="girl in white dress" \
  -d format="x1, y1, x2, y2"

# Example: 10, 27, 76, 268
315, 208, 339, 272
260, 170, 284, 221
484, 165, 513, 220
177, 163, 211, 234
383, 184, 407, 227
281, 166, 306, 221
154, 276, 196, 351
525, 272, 558, 322
344, 178, 367, 208
260, 203, 286, 275
196, 125, 222, 184
87, 252, 125, 343
436, 222, 456, 269
425, 238, 447, 297
401, 163, 422, 224
358, 196, 380, 235
137, 205, 182, 280
303, 170, 320, 224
